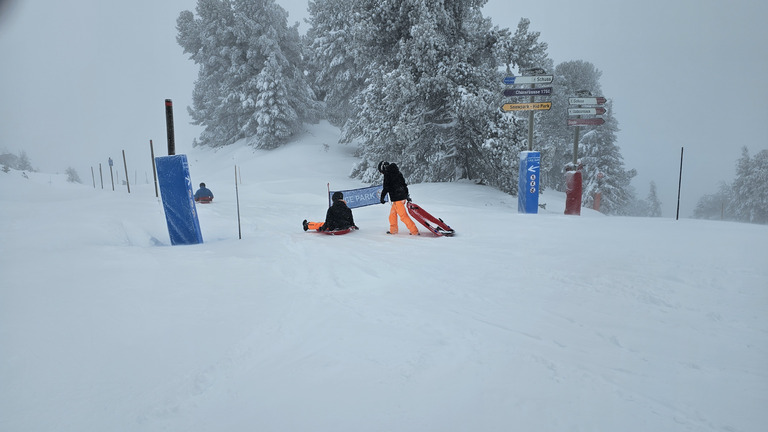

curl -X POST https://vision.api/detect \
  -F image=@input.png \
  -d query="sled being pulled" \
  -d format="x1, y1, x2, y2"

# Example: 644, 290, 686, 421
406, 202, 455, 237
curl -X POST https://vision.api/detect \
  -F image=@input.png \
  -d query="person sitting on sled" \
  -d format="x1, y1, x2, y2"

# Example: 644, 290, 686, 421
194, 182, 214, 203
378, 161, 419, 235
303, 191, 358, 232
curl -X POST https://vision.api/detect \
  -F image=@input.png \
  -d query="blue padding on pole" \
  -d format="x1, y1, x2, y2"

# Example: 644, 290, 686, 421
518, 151, 540, 214
155, 155, 203, 245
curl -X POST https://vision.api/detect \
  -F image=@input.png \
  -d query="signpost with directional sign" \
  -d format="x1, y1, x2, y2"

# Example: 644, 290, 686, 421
502, 102, 552, 112
503, 87, 553, 97
503, 75, 554, 85
568, 118, 606, 126
503, 71, 553, 213
568, 97, 607, 105
567, 107, 606, 116
566, 93, 608, 215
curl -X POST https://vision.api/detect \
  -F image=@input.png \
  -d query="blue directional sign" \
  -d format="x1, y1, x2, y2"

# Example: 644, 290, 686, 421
518, 151, 540, 214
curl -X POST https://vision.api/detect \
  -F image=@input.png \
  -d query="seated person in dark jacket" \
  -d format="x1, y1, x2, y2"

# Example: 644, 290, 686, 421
194, 182, 214, 203
303, 191, 358, 232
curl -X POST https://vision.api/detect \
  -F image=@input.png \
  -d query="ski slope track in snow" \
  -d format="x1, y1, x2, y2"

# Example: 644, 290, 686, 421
1, 122, 766, 432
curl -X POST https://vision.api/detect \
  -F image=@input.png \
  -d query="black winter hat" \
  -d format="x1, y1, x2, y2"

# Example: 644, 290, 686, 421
377, 161, 389, 174
200, 182, 206, 188
332, 191, 344, 201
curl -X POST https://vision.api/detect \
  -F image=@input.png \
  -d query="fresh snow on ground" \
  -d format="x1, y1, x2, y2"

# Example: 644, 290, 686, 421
1, 121, 767, 432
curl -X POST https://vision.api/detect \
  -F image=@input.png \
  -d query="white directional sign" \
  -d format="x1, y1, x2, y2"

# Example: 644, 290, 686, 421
503, 75, 554, 85
568, 107, 607, 116
568, 97, 607, 105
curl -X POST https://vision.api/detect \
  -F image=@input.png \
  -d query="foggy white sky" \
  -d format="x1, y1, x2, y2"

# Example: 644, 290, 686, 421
1, 0, 766, 217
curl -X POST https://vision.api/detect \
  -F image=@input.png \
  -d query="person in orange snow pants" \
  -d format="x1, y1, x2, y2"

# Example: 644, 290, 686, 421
378, 161, 419, 235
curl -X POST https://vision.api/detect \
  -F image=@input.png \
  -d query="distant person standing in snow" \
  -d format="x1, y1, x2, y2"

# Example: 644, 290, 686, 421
378, 161, 419, 235
194, 182, 214, 203
303, 191, 358, 232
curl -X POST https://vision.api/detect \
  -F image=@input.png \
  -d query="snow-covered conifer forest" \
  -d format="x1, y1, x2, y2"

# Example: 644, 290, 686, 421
176, 0, 642, 214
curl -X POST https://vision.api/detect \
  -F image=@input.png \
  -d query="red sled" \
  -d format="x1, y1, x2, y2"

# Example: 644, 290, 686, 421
406, 202, 455, 237
304, 222, 356, 235
321, 227, 354, 235
305, 227, 354, 235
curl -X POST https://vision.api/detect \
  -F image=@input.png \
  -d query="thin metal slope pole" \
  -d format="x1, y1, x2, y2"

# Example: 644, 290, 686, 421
235, 165, 242, 239
676, 147, 684, 220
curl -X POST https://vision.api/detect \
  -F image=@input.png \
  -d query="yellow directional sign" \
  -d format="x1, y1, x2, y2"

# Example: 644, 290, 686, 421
501, 102, 552, 112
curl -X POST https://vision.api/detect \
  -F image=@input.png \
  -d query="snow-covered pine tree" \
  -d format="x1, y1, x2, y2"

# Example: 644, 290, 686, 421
499, 18, 551, 74
539, 60, 600, 192
17, 150, 33, 172
254, 53, 297, 148
497, 18, 553, 159
177, 0, 317, 149
305, 0, 367, 127
694, 182, 732, 220
747, 150, 768, 224
541, 60, 636, 214
694, 149, 767, 224
0, 153, 20, 170
177, 0, 238, 148
646, 181, 662, 217
731, 147, 768, 224
578, 105, 636, 215
336, 0, 521, 192
730, 147, 753, 221
65, 167, 81, 184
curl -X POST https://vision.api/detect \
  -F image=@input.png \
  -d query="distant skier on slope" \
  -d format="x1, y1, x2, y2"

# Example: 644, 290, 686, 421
378, 161, 419, 235
303, 191, 358, 232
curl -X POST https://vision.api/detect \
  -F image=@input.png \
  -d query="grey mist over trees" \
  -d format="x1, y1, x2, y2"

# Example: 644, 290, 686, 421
1, 150, 85, 183
176, 0, 319, 150
176, 0, 643, 214
0, 150, 34, 172
537, 60, 636, 215
694, 148, 768, 225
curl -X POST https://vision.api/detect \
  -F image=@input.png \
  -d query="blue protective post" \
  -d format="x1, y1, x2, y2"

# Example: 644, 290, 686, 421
155, 155, 203, 245
518, 151, 540, 214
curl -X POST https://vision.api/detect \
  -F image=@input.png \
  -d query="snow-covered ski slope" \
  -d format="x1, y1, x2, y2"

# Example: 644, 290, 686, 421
1, 121, 766, 432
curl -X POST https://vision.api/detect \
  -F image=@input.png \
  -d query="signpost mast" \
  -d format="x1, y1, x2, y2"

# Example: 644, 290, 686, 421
564, 91, 608, 215
502, 69, 553, 214
525, 68, 546, 151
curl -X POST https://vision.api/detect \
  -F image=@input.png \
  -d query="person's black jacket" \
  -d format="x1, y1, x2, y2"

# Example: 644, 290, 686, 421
380, 163, 410, 202
321, 200, 356, 231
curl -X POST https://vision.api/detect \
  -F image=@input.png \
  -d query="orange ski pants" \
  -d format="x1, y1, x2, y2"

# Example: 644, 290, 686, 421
307, 221, 324, 231
389, 200, 419, 235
